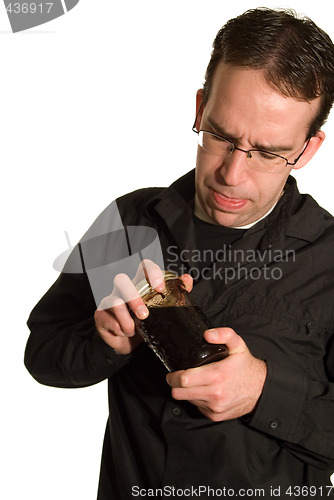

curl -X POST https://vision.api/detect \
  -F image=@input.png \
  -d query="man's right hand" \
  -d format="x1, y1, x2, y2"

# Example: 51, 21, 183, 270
94, 260, 166, 354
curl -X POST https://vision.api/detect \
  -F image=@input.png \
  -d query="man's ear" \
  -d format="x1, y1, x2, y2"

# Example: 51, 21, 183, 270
292, 130, 326, 170
194, 89, 205, 131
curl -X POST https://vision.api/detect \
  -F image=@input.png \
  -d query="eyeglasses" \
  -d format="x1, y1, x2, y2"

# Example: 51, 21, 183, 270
192, 110, 310, 174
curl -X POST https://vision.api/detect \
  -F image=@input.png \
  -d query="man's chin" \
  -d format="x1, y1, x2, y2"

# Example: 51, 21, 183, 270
209, 208, 251, 228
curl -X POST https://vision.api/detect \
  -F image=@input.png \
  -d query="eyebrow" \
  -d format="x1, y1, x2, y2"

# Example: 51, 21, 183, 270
205, 116, 294, 153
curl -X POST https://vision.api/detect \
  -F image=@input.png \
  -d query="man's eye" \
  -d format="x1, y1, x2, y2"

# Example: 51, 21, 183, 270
258, 151, 277, 160
212, 134, 229, 143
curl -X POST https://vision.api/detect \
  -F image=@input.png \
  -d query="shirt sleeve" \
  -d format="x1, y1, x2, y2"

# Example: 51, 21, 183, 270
246, 352, 334, 470
24, 271, 135, 388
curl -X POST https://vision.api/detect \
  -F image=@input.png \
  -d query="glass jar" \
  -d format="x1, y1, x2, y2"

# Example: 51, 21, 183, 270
134, 270, 228, 371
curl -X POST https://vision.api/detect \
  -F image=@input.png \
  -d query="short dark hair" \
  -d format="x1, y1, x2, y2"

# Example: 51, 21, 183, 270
203, 8, 334, 138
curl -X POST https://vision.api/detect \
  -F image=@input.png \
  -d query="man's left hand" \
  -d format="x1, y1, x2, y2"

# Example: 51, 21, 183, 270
166, 327, 267, 421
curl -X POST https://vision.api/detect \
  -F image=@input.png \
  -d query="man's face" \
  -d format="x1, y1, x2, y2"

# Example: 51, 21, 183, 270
195, 63, 324, 227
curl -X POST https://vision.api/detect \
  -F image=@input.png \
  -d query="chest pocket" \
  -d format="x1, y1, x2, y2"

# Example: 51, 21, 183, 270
204, 288, 331, 379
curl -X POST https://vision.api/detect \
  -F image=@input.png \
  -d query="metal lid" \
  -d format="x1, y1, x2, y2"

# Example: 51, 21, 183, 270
135, 270, 179, 298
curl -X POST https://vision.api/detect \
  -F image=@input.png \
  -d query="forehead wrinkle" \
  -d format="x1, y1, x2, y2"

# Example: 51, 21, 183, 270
205, 115, 294, 153
205, 115, 237, 141
252, 141, 294, 153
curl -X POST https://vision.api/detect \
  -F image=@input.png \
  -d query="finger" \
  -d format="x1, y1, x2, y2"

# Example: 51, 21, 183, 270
99, 274, 149, 319
134, 259, 165, 292
97, 320, 144, 354
166, 365, 213, 389
113, 283, 149, 323
204, 327, 247, 354
114, 273, 145, 304
94, 309, 126, 337
179, 273, 193, 292
171, 386, 210, 402
96, 299, 140, 337
110, 301, 137, 336
112, 274, 152, 333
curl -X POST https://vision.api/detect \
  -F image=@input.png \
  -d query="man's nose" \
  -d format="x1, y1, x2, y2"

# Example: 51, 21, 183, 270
219, 148, 249, 186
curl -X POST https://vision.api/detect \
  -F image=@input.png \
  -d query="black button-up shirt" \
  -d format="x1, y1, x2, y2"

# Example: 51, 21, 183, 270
25, 171, 334, 499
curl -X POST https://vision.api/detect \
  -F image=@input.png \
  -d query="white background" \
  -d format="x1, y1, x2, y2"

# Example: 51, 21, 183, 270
1, 1, 333, 498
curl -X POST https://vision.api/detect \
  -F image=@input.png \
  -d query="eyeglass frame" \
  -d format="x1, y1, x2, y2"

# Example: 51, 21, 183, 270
192, 103, 311, 169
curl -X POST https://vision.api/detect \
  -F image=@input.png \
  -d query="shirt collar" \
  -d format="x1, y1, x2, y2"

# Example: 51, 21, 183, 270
150, 170, 326, 245
193, 193, 280, 229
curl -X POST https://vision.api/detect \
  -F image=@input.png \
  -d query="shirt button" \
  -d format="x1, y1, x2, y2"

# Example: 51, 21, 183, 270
106, 358, 113, 365
172, 406, 182, 416
269, 420, 279, 430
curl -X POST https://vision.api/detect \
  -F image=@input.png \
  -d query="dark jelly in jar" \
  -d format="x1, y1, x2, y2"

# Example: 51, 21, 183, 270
134, 270, 228, 371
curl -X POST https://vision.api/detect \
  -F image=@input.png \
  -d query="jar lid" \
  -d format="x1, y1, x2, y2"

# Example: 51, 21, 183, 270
135, 270, 179, 298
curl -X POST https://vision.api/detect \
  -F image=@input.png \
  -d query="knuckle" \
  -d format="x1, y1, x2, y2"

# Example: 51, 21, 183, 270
212, 387, 223, 402
99, 292, 125, 311
141, 258, 153, 268
113, 273, 128, 289
207, 398, 223, 415
123, 325, 135, 337
131, 297, 144, 309
111, 321, 122, 335
179, 373, 189, 387
111, 296, 125, 310
225, 327, 236, 339
120, 317, 135, 335
98, 296, 111, 311
171, 388, 181, 400
207, 412, 222, 422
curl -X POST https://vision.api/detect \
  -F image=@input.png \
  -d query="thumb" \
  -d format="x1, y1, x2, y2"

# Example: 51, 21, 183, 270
204, 327, 247, 354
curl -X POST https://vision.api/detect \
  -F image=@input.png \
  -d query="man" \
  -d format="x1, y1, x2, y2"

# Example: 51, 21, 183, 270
25, 8, 334, 499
